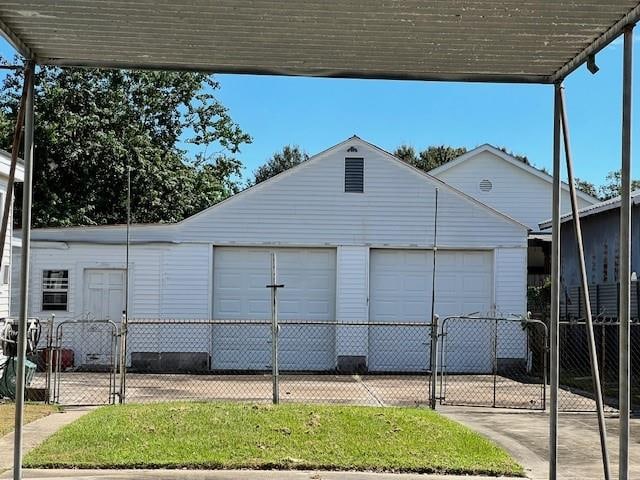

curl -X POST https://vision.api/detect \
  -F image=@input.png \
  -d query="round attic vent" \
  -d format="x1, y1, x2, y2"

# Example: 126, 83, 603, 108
479, 179, 493, 192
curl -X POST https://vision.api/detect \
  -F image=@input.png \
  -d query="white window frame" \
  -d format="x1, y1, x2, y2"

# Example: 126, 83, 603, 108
42, 269, 69, 311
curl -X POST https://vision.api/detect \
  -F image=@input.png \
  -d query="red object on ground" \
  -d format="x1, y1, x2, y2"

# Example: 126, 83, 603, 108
38, 348, 74, 370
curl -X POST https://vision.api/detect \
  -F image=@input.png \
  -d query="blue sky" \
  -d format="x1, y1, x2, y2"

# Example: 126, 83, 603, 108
2, 36, 640, 187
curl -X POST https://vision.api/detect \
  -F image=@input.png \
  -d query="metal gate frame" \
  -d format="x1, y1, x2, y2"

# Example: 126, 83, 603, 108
437, 314, 548, 410
51, 319, 119, 405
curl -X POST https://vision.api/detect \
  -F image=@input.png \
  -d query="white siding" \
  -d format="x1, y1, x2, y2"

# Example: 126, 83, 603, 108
10, 245, 19, 316
494, 247, 527, 315
494, 247, 528, 359
335, 246, 369, 357
160, 244, 211, 319
433, 150, 593, 232
0, 185, 11, 317
26, 243, 168, 321
175, 140, 527, 248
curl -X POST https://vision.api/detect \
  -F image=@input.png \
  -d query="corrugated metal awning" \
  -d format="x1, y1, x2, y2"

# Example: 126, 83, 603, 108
1, 1, 640, 83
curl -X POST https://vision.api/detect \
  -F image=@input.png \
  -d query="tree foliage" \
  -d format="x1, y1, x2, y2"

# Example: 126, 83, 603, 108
393, 144, 467, 171
597, 170, 640, 200
0, 64, 251, 227
573, 178, 599, 199
251, 145, 309, 185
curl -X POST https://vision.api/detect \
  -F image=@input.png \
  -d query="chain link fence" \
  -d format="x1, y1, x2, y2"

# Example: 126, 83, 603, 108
20, 310, 640, 414
558, 319, 640, 413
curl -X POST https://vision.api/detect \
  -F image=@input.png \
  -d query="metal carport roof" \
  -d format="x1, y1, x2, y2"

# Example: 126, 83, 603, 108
1, 2, 640, 480
1, 1, 640, 84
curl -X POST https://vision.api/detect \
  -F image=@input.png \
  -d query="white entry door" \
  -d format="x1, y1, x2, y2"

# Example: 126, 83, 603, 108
82, 269, 125, 365
212, 247, 336, 371
368, 249, 493, 373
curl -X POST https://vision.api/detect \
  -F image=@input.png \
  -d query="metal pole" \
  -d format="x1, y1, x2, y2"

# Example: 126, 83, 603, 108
493, 318, 498, 407
619, 24, 634, 480
13, 61, 35, 480
429, 187, 439, 408
559, 86, 611, 480
120, 164, 131, 404
268, 253, 282, 404
549, 82, 562, 480
45, 314, 54, 404
119, 312, 127, 403
430, 314, 439, 409
0, 63, 34, 266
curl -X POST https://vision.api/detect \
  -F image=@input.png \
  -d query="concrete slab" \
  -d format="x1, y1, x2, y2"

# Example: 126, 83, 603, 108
0, 469, 523, 480
440, 405, 640, 480
35, 371, 606, 415
0, 407, 94, 470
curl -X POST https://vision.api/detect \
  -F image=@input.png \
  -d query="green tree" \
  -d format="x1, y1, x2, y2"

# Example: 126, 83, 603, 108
574, 178, 599, 199
251, 145, 309, 185
598, 170, 640, 200
393, 144, 467, 171
393, 145, 418, 164
0, 63, 251, 227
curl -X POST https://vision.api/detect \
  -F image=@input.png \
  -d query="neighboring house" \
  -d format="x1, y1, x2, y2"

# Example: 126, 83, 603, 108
429, 144, 600, 285
0, 150, 24, 318
540, 192, 640, 320
15, 136, 529, 373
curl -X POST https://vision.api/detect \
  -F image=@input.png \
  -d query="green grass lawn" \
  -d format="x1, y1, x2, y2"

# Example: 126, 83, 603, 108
25, 402, 523, 476
0, 403, 59, 437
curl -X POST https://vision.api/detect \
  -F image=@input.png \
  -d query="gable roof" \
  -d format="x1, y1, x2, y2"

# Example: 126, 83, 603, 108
428, 144, 600, 205
180, 135, 529, 232
539, 189, 640, 230
30, 136, 529, 243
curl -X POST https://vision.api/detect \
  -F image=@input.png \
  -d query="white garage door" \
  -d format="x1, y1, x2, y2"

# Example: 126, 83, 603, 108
368, 249, 493, 373
212, 247, 336, 371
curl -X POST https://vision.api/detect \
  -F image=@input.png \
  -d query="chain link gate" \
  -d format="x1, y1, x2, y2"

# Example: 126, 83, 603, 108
51, 319, 119, 405
119, 318, 436, 406
438, 314, 548, 410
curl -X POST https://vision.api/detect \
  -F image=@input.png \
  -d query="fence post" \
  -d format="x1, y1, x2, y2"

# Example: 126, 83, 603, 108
430, 314, 439, 409
45, 314, 54, 404
493, 318, 498, 408
267, 253, 284, 405
119, 312, 127, 404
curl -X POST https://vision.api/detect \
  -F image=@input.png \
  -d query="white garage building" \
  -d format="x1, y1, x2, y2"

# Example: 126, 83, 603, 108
17, 137, 529, 373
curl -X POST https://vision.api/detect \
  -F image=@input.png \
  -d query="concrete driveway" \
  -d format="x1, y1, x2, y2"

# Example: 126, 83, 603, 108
441, 406, 640, 480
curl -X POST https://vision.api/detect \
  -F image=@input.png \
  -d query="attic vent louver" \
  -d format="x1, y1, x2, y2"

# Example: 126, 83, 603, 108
479, 179, 493, 192
345, 158, 364, 193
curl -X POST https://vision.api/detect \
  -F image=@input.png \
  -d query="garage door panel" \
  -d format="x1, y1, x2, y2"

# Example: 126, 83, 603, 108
213, 247, 336, 371
212, 324, 270, 370
369, 249, 493, 373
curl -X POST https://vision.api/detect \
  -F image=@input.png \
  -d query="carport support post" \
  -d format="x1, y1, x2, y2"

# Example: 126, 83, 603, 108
619, 24, 634, 480
549, 82, 562, 480
559, 86, 611, 480
267, 253, 284, 404
13, 60, 35, 480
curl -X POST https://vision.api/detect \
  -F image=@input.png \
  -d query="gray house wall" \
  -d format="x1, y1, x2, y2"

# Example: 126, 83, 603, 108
560, 205, 640, 288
